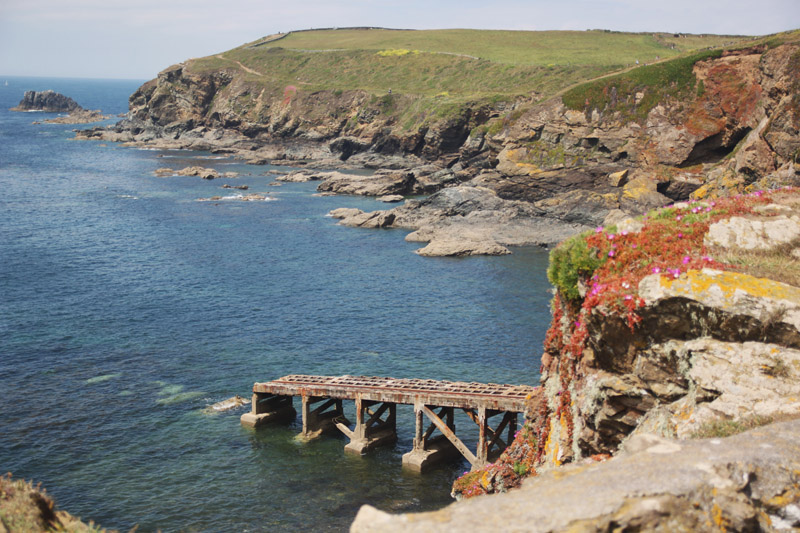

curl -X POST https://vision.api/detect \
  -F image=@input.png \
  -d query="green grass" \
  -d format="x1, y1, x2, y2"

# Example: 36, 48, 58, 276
243, 28, 751, 67
181, 27, 784, 135
189, 28, 761, 102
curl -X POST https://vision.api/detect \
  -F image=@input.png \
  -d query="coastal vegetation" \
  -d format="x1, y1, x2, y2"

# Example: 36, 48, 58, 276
186, 27, 758, 124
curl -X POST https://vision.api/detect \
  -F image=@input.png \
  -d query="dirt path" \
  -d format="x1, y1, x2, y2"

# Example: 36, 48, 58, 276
215, 54, 264, 76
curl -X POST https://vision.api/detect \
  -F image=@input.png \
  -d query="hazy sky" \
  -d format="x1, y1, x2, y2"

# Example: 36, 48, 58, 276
1, 0, 799, 80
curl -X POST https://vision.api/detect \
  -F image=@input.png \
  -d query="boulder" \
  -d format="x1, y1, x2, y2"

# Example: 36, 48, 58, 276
704, 214, 800, 250
176, 166, 220, 179
377, 194, 404, 203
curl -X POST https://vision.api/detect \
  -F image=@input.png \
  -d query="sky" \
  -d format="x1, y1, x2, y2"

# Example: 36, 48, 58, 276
1, 0, 799, 80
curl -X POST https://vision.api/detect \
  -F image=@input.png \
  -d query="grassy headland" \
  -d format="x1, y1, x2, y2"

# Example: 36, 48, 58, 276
186, 27, 757, 102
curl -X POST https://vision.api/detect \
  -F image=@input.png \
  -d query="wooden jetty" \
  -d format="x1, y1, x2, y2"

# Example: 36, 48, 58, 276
241, 374, 538, 472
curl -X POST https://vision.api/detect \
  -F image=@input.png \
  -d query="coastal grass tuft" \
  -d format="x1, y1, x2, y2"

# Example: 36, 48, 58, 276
0, 474, 105, 532
710, 239, 800, 288
691, 414, 774, 439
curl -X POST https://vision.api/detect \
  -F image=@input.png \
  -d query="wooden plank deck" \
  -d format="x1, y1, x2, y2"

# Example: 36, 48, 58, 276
253, 374, 537, 413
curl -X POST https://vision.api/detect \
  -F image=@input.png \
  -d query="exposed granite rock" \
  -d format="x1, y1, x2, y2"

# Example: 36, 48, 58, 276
378, 194, 404, 203
704, 214, 800, 250
352, 419, 800, 532
11, 90, 81, 112
316, 170, 415, 196
331, 186, 592, 255
177, 166, 220, 179
36, 109, 110, 124
454, 189, 800, 501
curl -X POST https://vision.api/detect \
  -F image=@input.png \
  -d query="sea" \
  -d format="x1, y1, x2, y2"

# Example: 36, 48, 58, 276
0, 77, 551, 531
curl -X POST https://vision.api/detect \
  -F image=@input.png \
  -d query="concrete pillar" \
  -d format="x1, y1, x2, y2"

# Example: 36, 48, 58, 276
344, 400, 398, 455
240, 393, 296, 428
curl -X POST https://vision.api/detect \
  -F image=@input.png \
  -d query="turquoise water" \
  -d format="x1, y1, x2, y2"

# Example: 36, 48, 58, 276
0, 77, 551, 531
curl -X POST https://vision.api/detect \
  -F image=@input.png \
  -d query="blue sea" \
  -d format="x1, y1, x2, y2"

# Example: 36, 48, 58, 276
0, 77, 551, 531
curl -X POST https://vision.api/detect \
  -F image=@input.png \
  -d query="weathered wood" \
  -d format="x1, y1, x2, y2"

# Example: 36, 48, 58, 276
421, 405, 477, 465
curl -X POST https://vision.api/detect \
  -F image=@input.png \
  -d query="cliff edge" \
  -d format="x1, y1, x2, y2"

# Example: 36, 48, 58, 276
353, 187, 800, 531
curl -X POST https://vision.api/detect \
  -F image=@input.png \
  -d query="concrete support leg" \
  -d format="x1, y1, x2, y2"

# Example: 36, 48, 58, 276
402, 404, 461, 473
240, 393, 296, 428
299, 396, 349, 440
343, 399, 398, 455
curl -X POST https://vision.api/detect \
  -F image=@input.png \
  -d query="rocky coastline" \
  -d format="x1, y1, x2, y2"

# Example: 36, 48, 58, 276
75, 40, 800, 255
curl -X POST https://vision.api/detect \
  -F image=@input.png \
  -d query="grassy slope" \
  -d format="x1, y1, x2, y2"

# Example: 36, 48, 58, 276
187, 28, 757, 102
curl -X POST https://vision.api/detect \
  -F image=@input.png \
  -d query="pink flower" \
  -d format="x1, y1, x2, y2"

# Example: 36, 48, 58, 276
621, 230, 629, 236
676, 215, 682, 221
710, 201, 716, 207
624, 295, 633, 301
678, 233, 683, 238
622, 281, 630, 289
668, 268, 681, 278
702, 255, 712, 261
607, 233, 615, 240
595, 226, 604, 233
652, 266, 661, 274
682, 256, 690, 264
608, 250, 615, 257
631, 243, 638, 249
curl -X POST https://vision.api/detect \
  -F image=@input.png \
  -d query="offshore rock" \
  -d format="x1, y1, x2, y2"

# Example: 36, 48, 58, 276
352, 419, 800, 532
11, 90, 81, 112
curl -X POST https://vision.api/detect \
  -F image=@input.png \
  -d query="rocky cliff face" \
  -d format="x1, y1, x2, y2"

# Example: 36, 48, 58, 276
351, 189, 800, 532
451, 187, 800, 501
353, 418, 800, 532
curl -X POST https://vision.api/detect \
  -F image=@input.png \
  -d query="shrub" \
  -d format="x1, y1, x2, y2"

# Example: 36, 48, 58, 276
547, 233, 605, 300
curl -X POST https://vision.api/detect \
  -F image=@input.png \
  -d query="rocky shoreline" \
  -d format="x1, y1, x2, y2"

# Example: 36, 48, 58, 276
74, 41, 800, 256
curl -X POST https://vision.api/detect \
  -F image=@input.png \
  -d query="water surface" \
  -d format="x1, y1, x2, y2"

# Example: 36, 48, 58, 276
0, 77, 550, 531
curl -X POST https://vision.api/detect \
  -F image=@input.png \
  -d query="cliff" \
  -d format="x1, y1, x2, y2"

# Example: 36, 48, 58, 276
351, 188, 800, 531
78, 29, 800, 255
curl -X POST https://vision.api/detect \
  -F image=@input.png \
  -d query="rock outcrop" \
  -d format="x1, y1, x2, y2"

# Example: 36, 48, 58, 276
12, 90, 110, 124
11, 90, 81, 112
446, 188, 800, 495
352, 418, 800, 532
0, 474, 104, 532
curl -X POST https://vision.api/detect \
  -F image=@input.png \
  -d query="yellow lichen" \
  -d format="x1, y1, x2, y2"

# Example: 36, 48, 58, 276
659, 269, 800, 304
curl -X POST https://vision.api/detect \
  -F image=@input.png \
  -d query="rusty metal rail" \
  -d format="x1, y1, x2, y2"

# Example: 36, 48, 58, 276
253, 374, 536, 412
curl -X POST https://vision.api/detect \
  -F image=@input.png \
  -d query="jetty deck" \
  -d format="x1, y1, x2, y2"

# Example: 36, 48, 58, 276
242, 374, 538, 472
